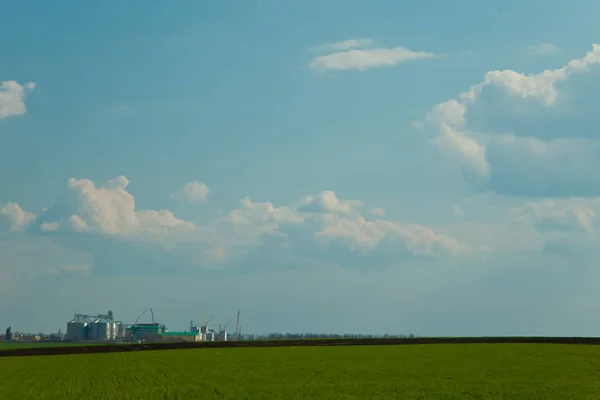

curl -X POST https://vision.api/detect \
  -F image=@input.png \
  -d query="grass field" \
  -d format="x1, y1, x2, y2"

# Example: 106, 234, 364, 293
0, 341, 124, 350
1, 343, 600, 399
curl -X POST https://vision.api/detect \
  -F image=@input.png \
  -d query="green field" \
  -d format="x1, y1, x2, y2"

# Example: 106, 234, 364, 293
0, 341, 124, 350
1, 343, 600, 399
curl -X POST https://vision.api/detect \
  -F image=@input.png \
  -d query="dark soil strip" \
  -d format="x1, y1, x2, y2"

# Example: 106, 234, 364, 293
2, 337, 600, 358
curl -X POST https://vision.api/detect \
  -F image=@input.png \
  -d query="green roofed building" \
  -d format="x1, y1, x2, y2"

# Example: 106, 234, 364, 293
129, 323, 164, 342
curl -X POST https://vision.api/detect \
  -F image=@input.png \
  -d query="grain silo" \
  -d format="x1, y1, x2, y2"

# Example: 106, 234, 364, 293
87, 318, 100, 340
110, 322, 117, 340
66, 318, 88, 341
116, 324, 127, 340
94, 318, 111, 341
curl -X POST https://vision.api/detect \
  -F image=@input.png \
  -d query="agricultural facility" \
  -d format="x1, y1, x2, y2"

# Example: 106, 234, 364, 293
36, 308, 241, 344
65, 311, 126, 342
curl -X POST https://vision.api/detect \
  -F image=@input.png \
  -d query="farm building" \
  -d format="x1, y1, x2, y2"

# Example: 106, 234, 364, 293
162, 332, 199, 343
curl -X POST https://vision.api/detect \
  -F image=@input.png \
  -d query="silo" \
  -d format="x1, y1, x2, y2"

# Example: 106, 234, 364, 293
87, 318, 100, 340
95, 319, 111, 341
116, 324, 126, 339
66, 318, 88, 341
110, 322, 117, 340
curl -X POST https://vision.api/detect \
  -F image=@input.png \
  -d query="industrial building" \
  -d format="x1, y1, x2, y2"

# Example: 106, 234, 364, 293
63, 308, 240, 343
129, 323, 164, 342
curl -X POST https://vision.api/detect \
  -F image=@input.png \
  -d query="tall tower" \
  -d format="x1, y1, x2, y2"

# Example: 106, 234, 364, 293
235, 309, 241, 341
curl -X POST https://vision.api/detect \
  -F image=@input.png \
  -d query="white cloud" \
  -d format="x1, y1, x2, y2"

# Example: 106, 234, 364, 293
170, 181, 210, 203
309, 40, 438, 71
297, 190, 362, 214
0, 81, 35, 119
37, 175, 195, 241
45, 262, 92, 276
369, 207, 386, 217
527, 43, 560, 55
229, 197, 304, 225
518, 198, 599, 234
310, 38, 373, 53
311, 214, 463, 256
226, 194, 464, 260
501, 196, 600, 257
0, 203, 36, 231
40, 221, 60, 232
25, 176, 466, 271
453, 204, 466, 217
419, 44, 600, 197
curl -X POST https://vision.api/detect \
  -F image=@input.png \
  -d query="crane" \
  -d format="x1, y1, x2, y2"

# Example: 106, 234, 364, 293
223, 318, 233, 331
134, 309, 149, 325
203, 315, 215, 332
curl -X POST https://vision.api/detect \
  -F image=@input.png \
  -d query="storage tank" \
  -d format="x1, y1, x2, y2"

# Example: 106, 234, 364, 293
66, 318, 88, 341
94, 319, 111, 341
116, 324, 126, 339
87, 318, 100, 340
110, 322, 117, 340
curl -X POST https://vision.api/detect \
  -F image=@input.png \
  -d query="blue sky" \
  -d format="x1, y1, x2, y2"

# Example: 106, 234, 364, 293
2, 0, 600, 336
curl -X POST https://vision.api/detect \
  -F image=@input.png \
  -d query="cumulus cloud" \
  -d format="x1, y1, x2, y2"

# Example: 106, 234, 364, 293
369, 208, 386, 217
506, 196, 600, 257
14, 176, 466, 272
309, 39, 438, 71
0, 203, 36, 231
171, 181, 210, 203
527, 43, 560, 55
313, 215, 462, 256
517, 198, 599, 234
0, 81, 35, 119
40, 221, 60, 232
297, 191, 362, 214
310, 38, 373, 53
226, 193, 464, 263
419, 44, 600, 197
35, 175, 195, 241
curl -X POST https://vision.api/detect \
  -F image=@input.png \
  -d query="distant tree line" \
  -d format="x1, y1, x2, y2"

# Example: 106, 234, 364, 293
240, 333, 418, 340
6, 330, 418, 342
8, 331, 62, 341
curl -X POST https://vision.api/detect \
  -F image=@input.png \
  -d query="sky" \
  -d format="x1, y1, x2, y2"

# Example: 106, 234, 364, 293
2, 0, 600, 336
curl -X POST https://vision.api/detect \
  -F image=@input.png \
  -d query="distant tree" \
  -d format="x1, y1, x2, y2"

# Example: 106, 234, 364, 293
240, 332, 418, 341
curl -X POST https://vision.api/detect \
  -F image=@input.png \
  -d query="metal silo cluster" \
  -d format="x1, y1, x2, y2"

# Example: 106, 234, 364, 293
65, 310, 127, 342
